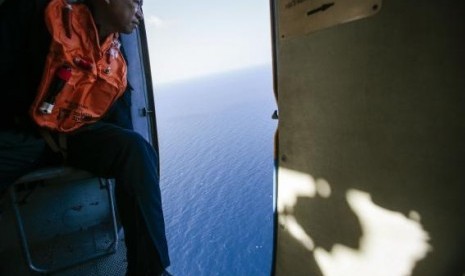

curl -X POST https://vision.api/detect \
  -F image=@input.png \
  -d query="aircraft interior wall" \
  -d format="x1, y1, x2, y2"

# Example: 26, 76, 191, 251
274, 0, 465, 275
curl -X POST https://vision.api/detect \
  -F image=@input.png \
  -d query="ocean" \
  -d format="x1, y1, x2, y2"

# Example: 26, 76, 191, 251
154, 65, 277, 276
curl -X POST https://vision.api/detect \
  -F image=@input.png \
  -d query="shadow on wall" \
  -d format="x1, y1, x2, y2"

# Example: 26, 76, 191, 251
278, 168, 432, 276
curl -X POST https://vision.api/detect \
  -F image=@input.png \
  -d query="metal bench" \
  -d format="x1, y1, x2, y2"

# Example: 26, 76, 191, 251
9, 167, 119, 274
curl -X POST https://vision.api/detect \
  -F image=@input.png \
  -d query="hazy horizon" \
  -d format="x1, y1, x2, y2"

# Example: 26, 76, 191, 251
143, 0, 272, 84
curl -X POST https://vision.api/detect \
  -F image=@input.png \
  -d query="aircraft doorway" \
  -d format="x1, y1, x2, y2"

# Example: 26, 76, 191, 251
144, 1, 277, 275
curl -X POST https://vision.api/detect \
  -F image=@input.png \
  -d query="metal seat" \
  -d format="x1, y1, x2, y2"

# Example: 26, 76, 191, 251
9, 166, 119, 274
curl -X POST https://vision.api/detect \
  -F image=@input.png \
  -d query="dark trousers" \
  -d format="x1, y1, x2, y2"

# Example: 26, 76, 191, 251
0, 122, 170, 274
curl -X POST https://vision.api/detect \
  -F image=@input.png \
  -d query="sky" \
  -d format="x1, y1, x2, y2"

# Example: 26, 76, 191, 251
142, 0, 273, 84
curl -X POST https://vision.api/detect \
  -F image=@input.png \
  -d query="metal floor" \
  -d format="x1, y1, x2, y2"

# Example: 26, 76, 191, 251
0, 178, 128, 276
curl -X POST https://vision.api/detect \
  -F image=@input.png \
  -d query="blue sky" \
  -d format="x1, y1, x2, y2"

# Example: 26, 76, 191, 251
143, 1, 273, 84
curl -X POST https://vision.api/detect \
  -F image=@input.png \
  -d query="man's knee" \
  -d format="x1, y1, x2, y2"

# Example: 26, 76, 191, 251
66, 124, 158, 178
108, 130, 159, 176
119, 131, 154, 156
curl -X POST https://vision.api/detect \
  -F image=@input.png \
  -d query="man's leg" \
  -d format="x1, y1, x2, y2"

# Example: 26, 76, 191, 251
0, 129, 58, 192
66, 122, 170, 274
115, 180, 165, 275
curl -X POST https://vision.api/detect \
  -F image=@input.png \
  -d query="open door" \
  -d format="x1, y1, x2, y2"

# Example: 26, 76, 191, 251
272, 0, 465, 275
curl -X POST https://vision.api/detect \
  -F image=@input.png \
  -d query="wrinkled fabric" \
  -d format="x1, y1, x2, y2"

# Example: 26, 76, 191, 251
30, 0, 127, 132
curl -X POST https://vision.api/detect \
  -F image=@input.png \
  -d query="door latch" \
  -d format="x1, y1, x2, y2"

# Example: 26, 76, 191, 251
140, 107, 154, 117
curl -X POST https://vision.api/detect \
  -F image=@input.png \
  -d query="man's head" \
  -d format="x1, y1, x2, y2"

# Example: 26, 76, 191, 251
90, 0, 143, 36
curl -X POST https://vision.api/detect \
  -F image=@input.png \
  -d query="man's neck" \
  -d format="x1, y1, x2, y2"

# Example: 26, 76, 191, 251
96, 24, 112, 44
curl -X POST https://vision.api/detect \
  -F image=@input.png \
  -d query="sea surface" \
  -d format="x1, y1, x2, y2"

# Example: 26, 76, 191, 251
154, 65, 277, 276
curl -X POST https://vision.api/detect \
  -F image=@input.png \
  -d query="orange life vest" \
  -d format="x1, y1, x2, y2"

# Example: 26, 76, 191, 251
30, 0, 127, 132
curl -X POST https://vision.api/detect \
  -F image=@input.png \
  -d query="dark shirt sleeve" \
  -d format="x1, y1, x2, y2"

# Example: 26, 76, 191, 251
103, 84, 134, 130
102, 43, 134, 130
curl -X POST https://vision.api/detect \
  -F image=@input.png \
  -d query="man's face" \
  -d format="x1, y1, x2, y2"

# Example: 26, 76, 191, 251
107, 0, 143, 34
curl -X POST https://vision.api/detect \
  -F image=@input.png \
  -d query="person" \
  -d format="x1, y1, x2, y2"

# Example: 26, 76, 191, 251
0, 0, 171, 275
